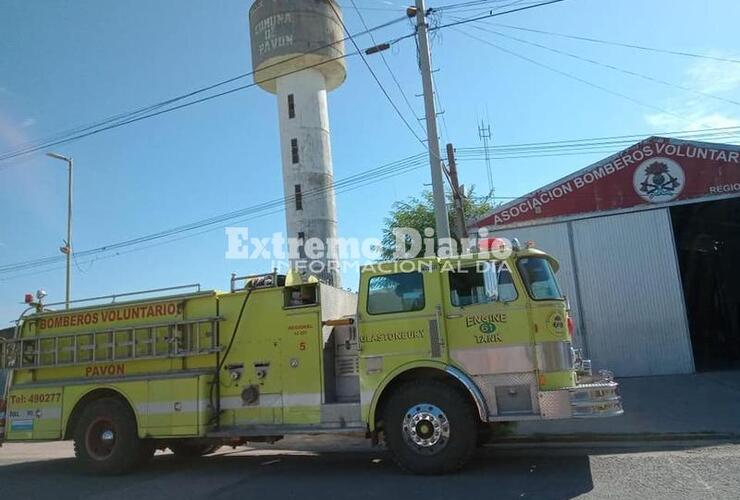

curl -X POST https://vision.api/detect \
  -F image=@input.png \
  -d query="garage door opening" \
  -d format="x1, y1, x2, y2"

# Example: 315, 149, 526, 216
671, 197, 740, 371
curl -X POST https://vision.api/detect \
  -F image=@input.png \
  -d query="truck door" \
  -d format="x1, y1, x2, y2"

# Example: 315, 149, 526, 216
443, 260, 534, 377
358, 263, 447, 381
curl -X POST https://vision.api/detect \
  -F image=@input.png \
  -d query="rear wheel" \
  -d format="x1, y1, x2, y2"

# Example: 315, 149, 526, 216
382, 380, 477, 474
73, 397, 142, 475
169, 441, 221, 458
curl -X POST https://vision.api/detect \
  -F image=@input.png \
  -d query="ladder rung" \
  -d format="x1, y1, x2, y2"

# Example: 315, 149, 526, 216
5, 316, 221, 368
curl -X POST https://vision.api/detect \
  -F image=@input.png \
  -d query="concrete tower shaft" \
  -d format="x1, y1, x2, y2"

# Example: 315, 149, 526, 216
276, 69, 340, 285
249, 0, 346, 286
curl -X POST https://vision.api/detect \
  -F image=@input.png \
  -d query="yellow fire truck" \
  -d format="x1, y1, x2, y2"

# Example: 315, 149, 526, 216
0, 241, 622, 474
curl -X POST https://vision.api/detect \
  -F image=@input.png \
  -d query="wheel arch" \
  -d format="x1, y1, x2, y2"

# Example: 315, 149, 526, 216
63, 386, 139, 439
368, 362, 488, 431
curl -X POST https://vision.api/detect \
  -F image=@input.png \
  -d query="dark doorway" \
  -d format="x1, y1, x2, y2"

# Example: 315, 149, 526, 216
671, 197, 740, 371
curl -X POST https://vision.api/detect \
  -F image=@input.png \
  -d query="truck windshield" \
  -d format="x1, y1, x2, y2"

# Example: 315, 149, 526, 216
517, 257, 563, 300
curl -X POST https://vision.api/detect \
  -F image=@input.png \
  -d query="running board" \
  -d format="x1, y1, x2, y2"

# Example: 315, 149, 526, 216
207, 423, 366, 438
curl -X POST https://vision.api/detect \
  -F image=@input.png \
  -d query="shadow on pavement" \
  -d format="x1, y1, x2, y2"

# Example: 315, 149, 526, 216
0, 448, 595, 500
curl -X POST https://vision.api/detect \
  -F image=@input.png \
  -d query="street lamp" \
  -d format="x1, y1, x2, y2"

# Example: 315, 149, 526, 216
46, 152, 73, 310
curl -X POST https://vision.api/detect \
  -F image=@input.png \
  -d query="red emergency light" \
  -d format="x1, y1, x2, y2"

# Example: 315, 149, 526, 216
478, 237, 508, 252
567, 315, 575, 338
24, 293, 34, 304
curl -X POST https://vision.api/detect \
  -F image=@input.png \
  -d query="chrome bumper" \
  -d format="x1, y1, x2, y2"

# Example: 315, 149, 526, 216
538, 380, 623, 419
570, 380, 623, 418
538, 353, 624, 419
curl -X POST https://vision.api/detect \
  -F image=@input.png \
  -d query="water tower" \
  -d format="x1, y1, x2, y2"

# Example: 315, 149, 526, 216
249, 0, 346, 286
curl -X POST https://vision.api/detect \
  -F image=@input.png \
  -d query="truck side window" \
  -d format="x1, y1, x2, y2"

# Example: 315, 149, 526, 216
449, 262, 517, 306
367, 272, 425, 315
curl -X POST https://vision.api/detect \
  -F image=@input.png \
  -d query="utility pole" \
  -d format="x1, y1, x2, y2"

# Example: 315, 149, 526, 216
446, 143, 466, 241
412, 0, 451, 242
46, 152, 73, 310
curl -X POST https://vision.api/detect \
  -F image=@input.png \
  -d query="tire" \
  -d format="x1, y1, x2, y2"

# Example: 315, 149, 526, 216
73, 397, 142, 475
382, 379, 478, 475
169, 441, 221, 458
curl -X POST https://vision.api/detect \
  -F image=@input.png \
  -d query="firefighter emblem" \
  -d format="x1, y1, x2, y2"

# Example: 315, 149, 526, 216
633, 157, 685, 203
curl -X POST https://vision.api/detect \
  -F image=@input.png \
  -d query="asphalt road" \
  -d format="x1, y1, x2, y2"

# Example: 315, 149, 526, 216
1, 438, 739, 499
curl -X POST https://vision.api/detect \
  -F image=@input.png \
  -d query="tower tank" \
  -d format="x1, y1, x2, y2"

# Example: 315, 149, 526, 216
249, 0, 347, 286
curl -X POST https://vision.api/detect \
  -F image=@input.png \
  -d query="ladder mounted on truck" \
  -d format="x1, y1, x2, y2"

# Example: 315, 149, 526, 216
0, 317, 221, 370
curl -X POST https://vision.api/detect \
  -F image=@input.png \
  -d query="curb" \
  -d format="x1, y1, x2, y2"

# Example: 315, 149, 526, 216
483, 432, 740, 447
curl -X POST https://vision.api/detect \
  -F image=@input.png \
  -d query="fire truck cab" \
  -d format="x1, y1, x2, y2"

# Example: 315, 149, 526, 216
0, 244, 622, 474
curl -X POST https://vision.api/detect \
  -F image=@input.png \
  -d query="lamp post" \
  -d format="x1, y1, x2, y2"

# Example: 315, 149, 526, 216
46, 152, 73, 310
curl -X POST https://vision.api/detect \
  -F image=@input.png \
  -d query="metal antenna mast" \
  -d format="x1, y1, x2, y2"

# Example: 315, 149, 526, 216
478, 120, 494, 196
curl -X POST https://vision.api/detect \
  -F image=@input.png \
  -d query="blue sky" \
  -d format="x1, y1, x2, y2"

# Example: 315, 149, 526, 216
1, 0, 739, 324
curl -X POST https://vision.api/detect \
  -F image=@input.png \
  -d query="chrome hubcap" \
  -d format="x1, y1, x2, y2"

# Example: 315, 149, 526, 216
86, 417, 117, 460
402, 403, 450, 454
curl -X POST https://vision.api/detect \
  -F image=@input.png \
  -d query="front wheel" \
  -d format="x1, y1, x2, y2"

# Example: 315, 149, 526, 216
382, 380, 478, 474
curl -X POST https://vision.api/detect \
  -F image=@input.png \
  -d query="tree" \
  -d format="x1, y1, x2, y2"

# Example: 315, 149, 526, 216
379, 188, 493, 260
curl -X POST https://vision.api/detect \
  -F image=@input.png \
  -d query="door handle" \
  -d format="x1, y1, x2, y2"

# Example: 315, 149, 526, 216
446, 314, 462, 319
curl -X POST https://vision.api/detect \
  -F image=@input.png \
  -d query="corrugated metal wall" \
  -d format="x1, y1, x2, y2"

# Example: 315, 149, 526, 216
572, 209, 693, 376
495, 208, 694, 376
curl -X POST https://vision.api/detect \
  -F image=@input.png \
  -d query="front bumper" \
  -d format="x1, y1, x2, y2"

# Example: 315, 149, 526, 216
539, 353, 624, 419
538, 380, 623, 419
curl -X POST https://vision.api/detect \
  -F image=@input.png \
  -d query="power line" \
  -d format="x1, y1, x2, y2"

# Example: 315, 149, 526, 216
457, 134, 740, 159
431, 0, 568, 30
468, 23, 740, 107
347, 0, 426, 137
492, 23, 740, 65
0, 33, 418, 164
431, 70, 450, 144
457, 125, 740, 150
14, 130, 740, 282
327, 0, 427, 147
456, 130, 740, 158
2, 159, 431, 281
0, 153, 427, 276
436, 0, 544, 18
5, 124, 740, 277
435, 0, 529, 12
0, 15, 410, 164
0, 3, 568, 164
458, 140, 740, 159
451, 27, 695, 124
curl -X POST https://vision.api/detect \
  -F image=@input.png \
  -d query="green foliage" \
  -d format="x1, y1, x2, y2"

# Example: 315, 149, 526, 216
379, 188, 493, 260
